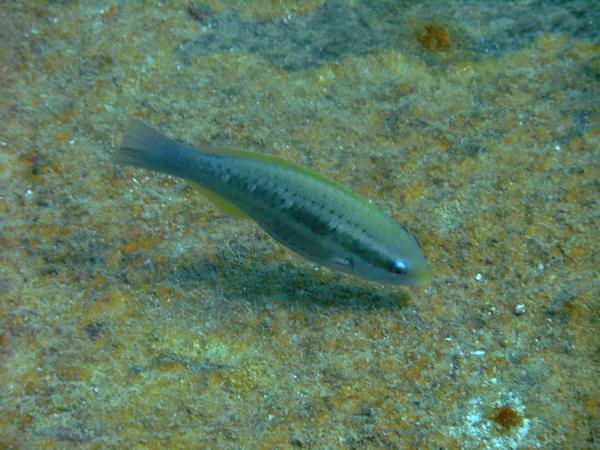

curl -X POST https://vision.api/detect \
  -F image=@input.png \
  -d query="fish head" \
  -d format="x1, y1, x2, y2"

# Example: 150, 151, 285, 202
349, 226, 431, 287
351, 251, 431, 287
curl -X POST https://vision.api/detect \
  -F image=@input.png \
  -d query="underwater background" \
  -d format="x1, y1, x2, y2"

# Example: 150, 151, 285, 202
1, 0, 598, 448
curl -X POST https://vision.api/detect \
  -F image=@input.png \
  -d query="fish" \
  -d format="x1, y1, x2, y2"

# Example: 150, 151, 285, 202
116, 119, 431, 287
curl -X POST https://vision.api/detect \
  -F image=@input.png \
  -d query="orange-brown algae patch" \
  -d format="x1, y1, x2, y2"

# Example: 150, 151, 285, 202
53, 132, 70, 144
20, 414, 34, 431
206, 371, 224, 388
77, 287, 134, 325
100, 4, 119, 21
155, 286, 182, 307
157, 360, 186, 373
119, 227, 164, 255
351, 359, 369, 370
64, 108, 78, 119
417, 24, 451, 51
493, 406, 523, 430
567, 244, 590, 259
0, 333, 10, 352
55, 364, 89, 382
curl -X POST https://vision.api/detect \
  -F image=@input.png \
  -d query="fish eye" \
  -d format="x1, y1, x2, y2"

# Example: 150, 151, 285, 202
392, 260, 408, 275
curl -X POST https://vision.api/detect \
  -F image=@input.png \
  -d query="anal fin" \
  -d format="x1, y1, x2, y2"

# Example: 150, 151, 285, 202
192, 184, 249, 219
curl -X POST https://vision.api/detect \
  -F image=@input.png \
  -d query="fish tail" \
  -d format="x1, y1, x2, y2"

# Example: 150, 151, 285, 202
116, 119, 191, 176
117, 119, 250, 218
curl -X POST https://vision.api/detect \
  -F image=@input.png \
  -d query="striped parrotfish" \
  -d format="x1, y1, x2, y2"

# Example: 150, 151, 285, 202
117, 120, 431, 287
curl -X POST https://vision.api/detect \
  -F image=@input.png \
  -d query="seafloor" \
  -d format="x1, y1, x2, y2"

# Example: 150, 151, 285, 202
1, 1, 598, 448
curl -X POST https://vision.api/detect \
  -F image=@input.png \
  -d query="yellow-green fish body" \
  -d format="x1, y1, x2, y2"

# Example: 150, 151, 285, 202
117, 120, 430, 287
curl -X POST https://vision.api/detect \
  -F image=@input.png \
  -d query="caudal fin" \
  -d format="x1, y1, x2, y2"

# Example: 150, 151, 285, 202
116, 119, 249, 219
116, 119, 186, 173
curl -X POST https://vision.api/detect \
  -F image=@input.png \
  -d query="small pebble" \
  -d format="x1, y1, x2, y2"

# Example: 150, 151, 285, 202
514, 303, 526, 315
